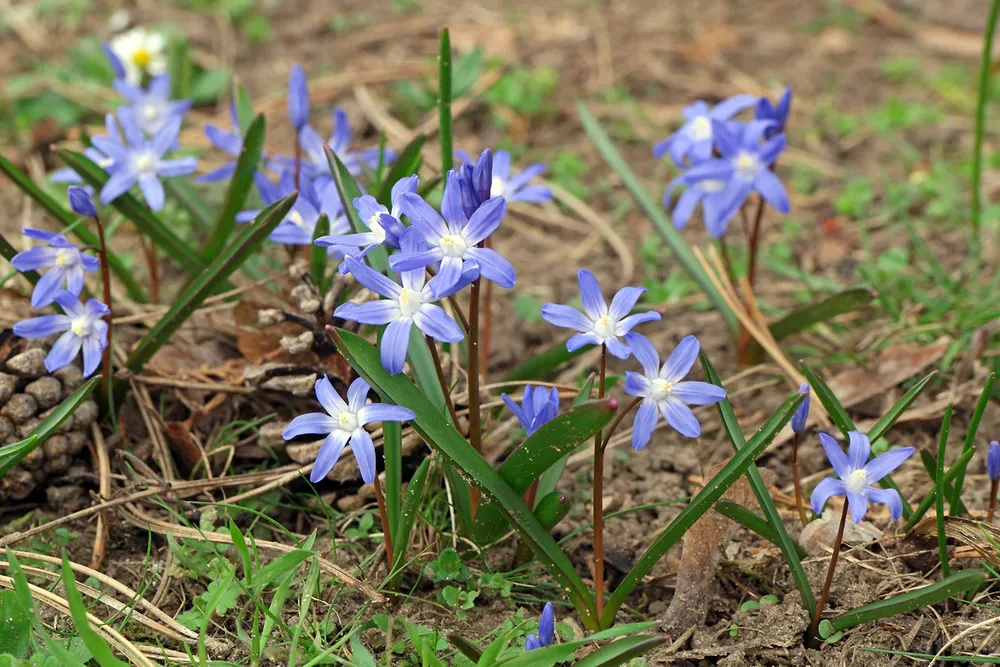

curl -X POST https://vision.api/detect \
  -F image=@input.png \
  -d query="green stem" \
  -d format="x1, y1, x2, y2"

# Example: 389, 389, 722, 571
93, 213, 114, 409
468, 278, 482, 515
593, 344, 607, 623
974, 0, 1000, 244
807, 501, 848, 647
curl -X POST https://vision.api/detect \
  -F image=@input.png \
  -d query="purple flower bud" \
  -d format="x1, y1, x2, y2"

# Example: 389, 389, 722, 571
68, 186, 98, 218
988, 440, 1000, 482
791, 383, 810, 434
288, 63, 310, 132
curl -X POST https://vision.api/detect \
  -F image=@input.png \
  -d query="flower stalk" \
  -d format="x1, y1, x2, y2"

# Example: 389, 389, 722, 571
593, 343, 607, 620
372, 473, 394, 570
468, 277, 483, 515
807, 501, 848, 646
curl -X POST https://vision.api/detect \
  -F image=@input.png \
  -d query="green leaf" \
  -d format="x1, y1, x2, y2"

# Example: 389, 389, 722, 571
703, 352, 816, 619
831, 569, 987, 631
472, 400, 617, 543
867, 371, 936, 442
714, 500, 808, 559
201, 114, 267, 261
376, 134, 426, 206
601, 387, 806, 627
0, 591, 31, 657
167, 36, 192, 99
573, 635, 666, 667
200, 567, 236, 666
935, 405, 953, 577
164, 178, 214, 229
514, 493, 571, 567
439, 29, 453, 174
576, 100, 736, 331
950, 373, 995, 514
494, 622, 658, 667
125, 193, 296, 375
191, 68, 234, 104
228, 520, 253, 585
310, 213, 330, 290
257, 548, 315, 588
390, 456, 431, 578
57, 149, 207, 275
324, 146, 390, 273
330, 327, 599, 629
60, 558, 130, 667
0, 377, 99, 476
905, 445, 978, 532
769, 288, 876, 340
502, 336, 587, 384
233, 80, 254, 134
534, 379, 593, 504
0, 152, 147, 301
447, 634, 483, 663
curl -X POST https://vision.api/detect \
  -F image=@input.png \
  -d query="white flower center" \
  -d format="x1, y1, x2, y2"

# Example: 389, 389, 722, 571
439, 234, 468, 258
367, 213, 386, 242
55, 249, 74, 267
70, 316, 92, 337
398, 287, 424, 319
700, 179, 725, 193
134, 152, 157, 174
490, 176, 506, 198
98, 156, 114, 169
649, 379, 674, 401
337, 412, 359, 432
733, 150, 761, 180
288, 210, 309, 229
688, 115, 712, 142
592, 315, 617, 340
844, 469, 867, 495
142, 103, 159, 121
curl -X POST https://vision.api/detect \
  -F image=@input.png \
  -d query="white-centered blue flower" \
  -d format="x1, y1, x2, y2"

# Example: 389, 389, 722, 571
11, 228, 100, 308
282, 375, 415, 484
237, 172, 350, 251
623, 333, 725, 444
456, 149, 551, 204
13, 291, 109, 377
653, 94, 757, 167
114, 74, 191, 136
540, 269, 660, 359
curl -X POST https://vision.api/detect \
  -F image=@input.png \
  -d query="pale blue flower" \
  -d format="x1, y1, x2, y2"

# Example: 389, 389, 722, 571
237, 172, 349, 252
457, 149, 551, 204
987, 440, 1000, 482
525, 603, 555, 652
502, 385, 559, 436
11, 228, 100, 307
50, 113, 123, 185
114, 74, 191, 136
792, 383, 810, 434
288, 63, 310, 132
653, 95, 757, 167
13, 291, 109, 377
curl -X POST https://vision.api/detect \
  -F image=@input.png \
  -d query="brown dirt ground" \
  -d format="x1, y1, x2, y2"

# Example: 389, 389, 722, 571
3, 0, 1000, 664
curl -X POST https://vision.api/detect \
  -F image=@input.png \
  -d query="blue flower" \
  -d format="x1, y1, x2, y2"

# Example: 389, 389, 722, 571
335, 231, 469, 374
653, 95, 757, 167
67, 185, 98, 218
811, 431, 914, 523
294, 107, 393, 188
13, 291, 109, 377
11, 228, 100, 308
502, 385, 559, 436
454, 149, 493, 219
525, 603, 554, 652
663, 174, 728, 236
113, 74, 191, 137
681, 119, 789, 236
197, 103, 284, 184
288, 63, 310, 132
51, 114, 123, 185
457, 149, 551, 204
988, 441, 1000, 482
791, 383, 810, 434
237, 172, 349, 251
755, 87, 792, 138
91, 107, 197, 211
316, 175, 417, 272
390, 170, 515, 297
282, 375, 415, 483
540, 269, 660, 360
623, 333, 725, 444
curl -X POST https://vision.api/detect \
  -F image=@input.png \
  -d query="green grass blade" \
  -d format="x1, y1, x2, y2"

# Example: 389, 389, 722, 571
60, 557, 130, 667
534, 379, 597, 504
383, 420, 402, 536
867, 371, 936, 442
0, 229, 39, 285
714, 499, 809, 559
233, 80, 254, 134
951, 373, 996, 514
935, 405, 953, 577
330, 327, 599, 629
601, 388, 805, 627
164, 178, 213, 230
971, 0, 1000, 239
439, 28, 453, 174
57, 149, 207, 274
702, 351, 816, 618
494, 623, 659, 667
472, 400, 617, 543
202, 114, 266, 261
376, 135, 426, 206
831, 569, 986, 631
918, 450, 967, 516
501, 337, 587, 385
310, 213, 330, 290
447, 634, 483, 663
769, 288, 876, 341
125, 193, 296, 375
576, 100, 736, 331
572, 635, 666, 667
389, 456, 430, 577
0, 377, 99, 476
905, 446, 977, 532
0, 152, 147, 301
514, 493, 571, 567
324, 146, 391, 274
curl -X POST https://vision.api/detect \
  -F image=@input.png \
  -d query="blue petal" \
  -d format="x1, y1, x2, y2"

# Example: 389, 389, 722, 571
565, 332, 600, 352
414, 304, 464, 343
44, 331, 82, 372
139, 174, 165, 211
13, 314, 70, 339
428, 256, 465, 299
846, 490, 868, 524
381, 319, 412, 374
671, 381, 725, 406
315, 375, 348, 416
847, 431, 871, 471
540, 304, 590, 332
465, 247, 515, 288
357, 403, 415, 426
344, 258, 402, 299
336, 300, 399, 325
346, 377, 371, 413
287, 63, 310, 131
709, 93, 757, 121
196, 163, 238, 183
754, 169, 789, 214
502, 393, 529, 431
81, 335, 104, 378
100, 171, 137, 205
538, 603, 554, 646
867, 487, 903, 522
614, 311, 660, 335
988, 441, 1000, 481
577, 269, 606, 319
462, 197, 506, 245
350, 428, 377, 485
660, 335, 699, 383
810, 477, 846, 516
671, 187, 701, 230
11, 247, 57, 273
623, 332, 659, 377
818, 432, 851, 479
791, 384, 810, 434
631, 399, 658, 450
659, 398, 701, 438
608, 286, 646, 321
31, 269, 66, 308
624, 371, 651, 398
398, 192, 447, 241
862, 447, 914, 484
604, 337, 631, 360
310, 430, 351, 483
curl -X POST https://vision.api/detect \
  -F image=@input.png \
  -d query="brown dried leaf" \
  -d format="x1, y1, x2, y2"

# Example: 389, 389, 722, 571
827, 337, 949, 409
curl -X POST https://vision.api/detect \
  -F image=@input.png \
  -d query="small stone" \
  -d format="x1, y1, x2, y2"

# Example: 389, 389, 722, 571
258, 422, 287, 447
65, 431, 88, 455
17, 417, 41, 439
45, 484, 89, 512
299, 298, 321, 314
262, 374, 317, 396
25, 377, 63, 409
70, 400, 99, 430
290, 283, 312, 304
6, 349, 47, 377
43, 453, 72, 474
288, 260, 308, 279
2, 394, 38, 423
20, 445, 44, 469
280, 331, 314, 355
0, 373, 18, 404
0, 416, 14, 440
54, 365, 84, 393
800, 507, 883, 557
258, 309, 285, 326
0, 466, 36, 501
43, 435, 70, 458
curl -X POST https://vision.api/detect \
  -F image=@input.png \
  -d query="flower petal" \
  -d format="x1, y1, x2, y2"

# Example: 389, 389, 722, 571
867, 487, 904, 522
310, 430, 351, 483
660, 335, 700, 383
346, 377, 370, 413
566, 332, 601, 352
399, 192, 447, 241
462, 197, 506, 245
671, 187, 701, 230
709, 93, 757, 120
344, 257, 402, 299
139, 174, 165, 211
465, 247, 515, 288
608, 286, 646, 321
428, 256, 465, 299
754, 169, 789, 214
615, 311, 661, 335
818, 432, 851, 479
335, 299, 400, 325
13, 314, 70, 339
659, 398, 701, 438
671, 381, 726, 406
81, 334, 103, 377
623, 332, 659, 377
605, 336, 631, 359
350, 428, 377, 484
538, 603, 555, 647
577, 269, 607, 319
624, 371, 651, 398
30, 268, 66, 308
847, 490, 868, 524
809, 477, 846, 516
507, 184, 551, 203
157, 157, 198, 178
100, 171, 137, 205
414, 304, 464, 343
381, 318, 412, 374
358, 403, 415, 426
862, 447, 915, 484
314, 375, 348, 417
44, 331, 82, 372
631, 399, 658, 450
283, 412, 336, 439
540, 304, 590, 332
847, 431, 871, 471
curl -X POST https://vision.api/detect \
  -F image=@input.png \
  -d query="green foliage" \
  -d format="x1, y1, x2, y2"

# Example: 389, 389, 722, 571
485, 67, 558, 120
428, 548, 470, 583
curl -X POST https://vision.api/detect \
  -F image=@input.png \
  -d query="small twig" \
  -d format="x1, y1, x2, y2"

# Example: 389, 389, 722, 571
89, 423, 111, 570
426, 335, 461, 429
372, 474, 394, 571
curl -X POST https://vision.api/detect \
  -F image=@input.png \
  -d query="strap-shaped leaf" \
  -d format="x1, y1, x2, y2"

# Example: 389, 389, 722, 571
439, 28, 454, 174
61, 558, 131, 667
867, 371, 936, 442
201, 114, 266, 261
472, 400, 617, 543
126, 193, 296, 374
830, 569, 986, 631
330, 327, 599, 629
493, 622, 658, 667
310, 213, 330, 291
601, 387, 805, 627
164, 178, 213, 229
702, 352, 816, 619
576, 100, 736, 332
769, 288, 876, 341
376, 134, 426, 206
572, 635, 666, 667
389, 456, 431, 578
58, 149, 207, 275
935, 404, 953, 577
0, 377, 99, 476
905, 445, 977, 532
950, 372, 996, 513
0, 152, 147, 301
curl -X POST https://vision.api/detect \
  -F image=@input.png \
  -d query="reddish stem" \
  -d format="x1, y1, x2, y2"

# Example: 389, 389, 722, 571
372, 473, 393, 570
807, 502, 849, 645
988, 479, 998, 524
593, 344, 607, 621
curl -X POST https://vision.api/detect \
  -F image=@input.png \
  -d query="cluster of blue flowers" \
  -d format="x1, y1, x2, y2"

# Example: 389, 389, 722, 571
657, 88, 792, 238
11, 188, 110, 377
